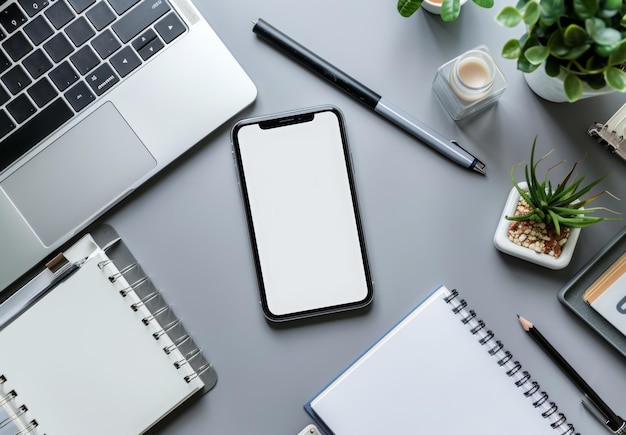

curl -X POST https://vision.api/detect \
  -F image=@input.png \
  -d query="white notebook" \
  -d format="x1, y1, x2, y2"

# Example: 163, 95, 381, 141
304, 285, 577, 435
0, 226, 216, 435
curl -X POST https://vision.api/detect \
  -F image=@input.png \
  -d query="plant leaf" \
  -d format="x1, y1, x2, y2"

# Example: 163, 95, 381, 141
441, 0, 461, 22
573, 0, 598, 19
525, 45, 550, 64
472, 0, 494, 7
540, 0, 566, 25
397, 0, 423, 17
564, 73, 584, 102
563, 24, 588, 46
545, 56, 562, 76
605, 66, 626, 91
524, 1, 541, 25
608, 40, 626, 66
548, 31, 570, 57
502, 39, 522, 59
496, 6, 523, 26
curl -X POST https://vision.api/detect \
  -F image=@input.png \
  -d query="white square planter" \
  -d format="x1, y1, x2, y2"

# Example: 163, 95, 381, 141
493, 182, 581, 269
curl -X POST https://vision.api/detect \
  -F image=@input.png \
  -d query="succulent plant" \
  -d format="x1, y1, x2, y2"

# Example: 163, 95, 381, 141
506, 136, 620, 235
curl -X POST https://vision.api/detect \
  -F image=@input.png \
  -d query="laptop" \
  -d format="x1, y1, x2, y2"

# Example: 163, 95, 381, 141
0, 0, 257, 291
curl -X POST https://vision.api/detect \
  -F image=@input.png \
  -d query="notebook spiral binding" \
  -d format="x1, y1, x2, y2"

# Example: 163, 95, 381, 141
0, 226, 217, 435
92, 225, 218, 393
0, 375, 38, 434
443, 288, 579, 435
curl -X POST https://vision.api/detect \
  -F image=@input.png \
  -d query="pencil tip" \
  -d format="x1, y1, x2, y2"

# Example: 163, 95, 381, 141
518, 315, 533, 332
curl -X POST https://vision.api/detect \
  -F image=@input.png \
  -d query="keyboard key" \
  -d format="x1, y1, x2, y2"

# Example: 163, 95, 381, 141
132, 28, 156, 51
67, 0, 95, 13
0, 98, 73, 172
24, 16, 54, 45
0, 110, 16, 138
70, 45, 100, 74
23, 49, 52, 79
0, 51, 11, 75
3, 31, 33, 61
64, 80, 94, 111
43, 33, 74, 62
154, 12, 185, 44
28, 77, 58, 107
49, 60, 78, 91
45, 1, 75, 29
1, 65, 32, 94
6, 93, 36, 123
107, 0, 140, 14
85, 2, 115, 31
91, 29, 120, 59
18, 0, 51, 17
0, 4, 28, 34
112, 0, 170, 43
0, 86, 9, 105
110, 46, 140, 77
85, 62, 118, 95
137, 36, 162, 61
65, 16, 95, 47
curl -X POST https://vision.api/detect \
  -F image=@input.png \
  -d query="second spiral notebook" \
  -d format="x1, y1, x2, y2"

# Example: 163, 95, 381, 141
0, 225, 216, 435
304, 285, 577, 435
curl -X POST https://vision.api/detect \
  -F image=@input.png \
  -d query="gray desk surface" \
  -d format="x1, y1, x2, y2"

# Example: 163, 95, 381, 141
103, 0, 626, 433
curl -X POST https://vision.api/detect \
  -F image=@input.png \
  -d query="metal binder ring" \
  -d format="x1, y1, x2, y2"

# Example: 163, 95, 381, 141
142, 306, 169, 325
478, 330, 494, 345
470, 319, 485, 334
130, 291, 159, 311
533, 391, 549, 407
443, 289, 459, 303
541, 402, 558, 418
119, 276, 149, 297
184, 362, 213, 383
561, 423, 576, 435
497, 351, 513, 366
108, 263, 138, 282
461, 310, 476, 324
452, 299, 467, 314
174, 348, 202, 369
18, 420, 38, 435
550, 413, 567, 428
0, 390, 16, 406
505, 361, 522, 376
524, 381, 540, 397
488, 340, 504, 355
164, 334, 191, 354
97, 259, 112, 269
152, 319, 180, 339
515, 371, 531, 387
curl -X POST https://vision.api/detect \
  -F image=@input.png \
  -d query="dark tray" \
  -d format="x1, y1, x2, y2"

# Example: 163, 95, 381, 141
558, 226, 626, 358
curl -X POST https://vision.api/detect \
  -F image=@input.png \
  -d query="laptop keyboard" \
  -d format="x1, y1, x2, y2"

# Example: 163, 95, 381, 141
0, 0, 187, 172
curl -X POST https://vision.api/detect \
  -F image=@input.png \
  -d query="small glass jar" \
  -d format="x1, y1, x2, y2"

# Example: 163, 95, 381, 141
433, 46, 507, 120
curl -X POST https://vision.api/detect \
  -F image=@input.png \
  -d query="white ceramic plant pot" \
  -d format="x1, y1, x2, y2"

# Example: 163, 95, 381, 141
421, 0, 469, 16
523, 66, 615, 103
493, 182, 582, 269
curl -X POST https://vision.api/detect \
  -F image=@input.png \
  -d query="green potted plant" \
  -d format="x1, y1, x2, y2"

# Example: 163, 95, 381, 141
493, 136, 620, 269
398, 0, 493, 22
496, 0, 626, 102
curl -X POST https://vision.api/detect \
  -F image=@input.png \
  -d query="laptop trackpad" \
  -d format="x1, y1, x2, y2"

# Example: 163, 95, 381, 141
1, 102, 156, 246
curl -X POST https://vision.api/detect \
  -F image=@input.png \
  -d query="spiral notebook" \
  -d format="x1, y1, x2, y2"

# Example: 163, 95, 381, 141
0, 225, 216, 435
304, 285, 577, 435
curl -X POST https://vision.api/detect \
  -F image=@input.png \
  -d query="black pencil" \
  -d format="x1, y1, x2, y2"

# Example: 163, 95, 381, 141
518, 315, 624, 432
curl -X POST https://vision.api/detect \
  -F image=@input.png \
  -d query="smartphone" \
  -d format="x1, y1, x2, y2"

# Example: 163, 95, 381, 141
231, 106, 373, 322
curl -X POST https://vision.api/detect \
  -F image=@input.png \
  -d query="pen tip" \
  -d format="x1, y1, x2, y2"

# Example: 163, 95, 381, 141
471, 160, 486, 175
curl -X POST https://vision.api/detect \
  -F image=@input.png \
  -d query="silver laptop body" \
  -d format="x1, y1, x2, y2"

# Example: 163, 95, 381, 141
0, 0, 256, 290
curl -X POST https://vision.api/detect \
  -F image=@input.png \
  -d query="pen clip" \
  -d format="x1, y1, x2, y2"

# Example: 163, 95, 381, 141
582, 394, 626, 434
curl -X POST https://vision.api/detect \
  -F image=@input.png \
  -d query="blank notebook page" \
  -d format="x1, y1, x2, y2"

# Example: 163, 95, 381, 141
308, 286, 567, 434
0, 252, 204, 435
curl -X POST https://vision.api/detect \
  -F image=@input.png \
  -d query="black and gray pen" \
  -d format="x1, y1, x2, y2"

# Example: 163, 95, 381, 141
252, 18, 486, 175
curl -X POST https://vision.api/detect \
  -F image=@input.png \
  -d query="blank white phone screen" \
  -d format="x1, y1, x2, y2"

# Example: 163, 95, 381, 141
236, 111, 369, 317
